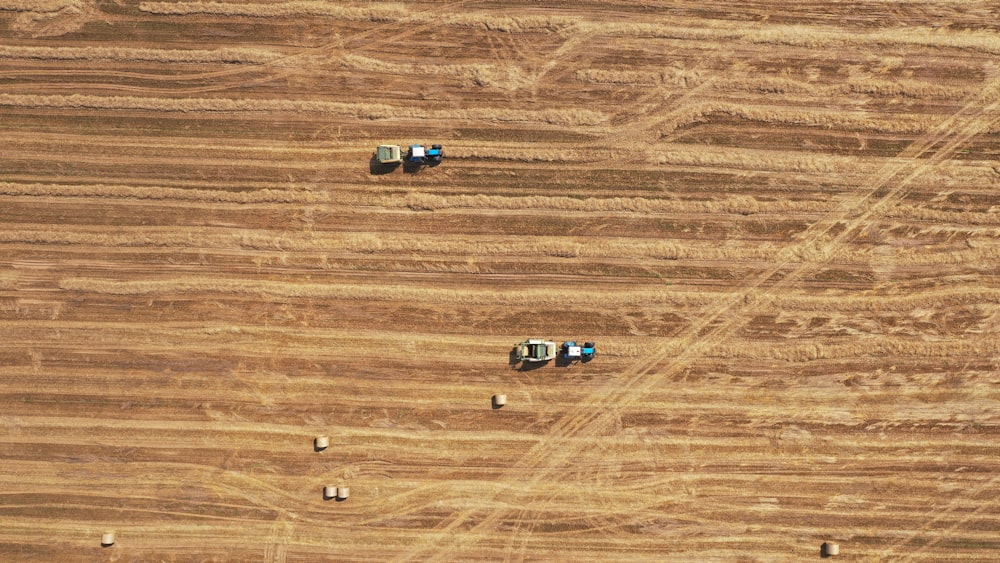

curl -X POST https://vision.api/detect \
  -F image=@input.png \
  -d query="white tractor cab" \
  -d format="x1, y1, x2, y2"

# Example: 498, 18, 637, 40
408, 144, 425, 161
515, 339, 557, 362
562, 341, 596, 362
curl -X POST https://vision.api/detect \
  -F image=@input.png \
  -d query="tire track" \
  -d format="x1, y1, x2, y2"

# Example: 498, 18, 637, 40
5, 2, 475, 97
525, 31, 596, 98
884, 474, 1000, 560
397, 75, 1000, 563
596, 76, 718, 148
484, 73, 1000, 533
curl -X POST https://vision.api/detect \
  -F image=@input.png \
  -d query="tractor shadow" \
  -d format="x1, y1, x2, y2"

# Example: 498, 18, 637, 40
369, 156, 400, 175
555, 355, 575, 368
402, 160, 424, 174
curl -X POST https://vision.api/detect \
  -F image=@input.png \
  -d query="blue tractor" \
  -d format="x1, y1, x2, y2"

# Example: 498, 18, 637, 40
407, 144, 444, 166
561, 341, 596, 362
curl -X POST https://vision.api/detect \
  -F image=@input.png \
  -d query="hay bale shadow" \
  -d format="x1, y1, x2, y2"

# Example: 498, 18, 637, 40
820, 542, 839, 558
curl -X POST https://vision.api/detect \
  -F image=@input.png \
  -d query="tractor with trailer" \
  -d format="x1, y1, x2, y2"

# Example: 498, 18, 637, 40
514, 339, 596, 364
373, 143, 443, 173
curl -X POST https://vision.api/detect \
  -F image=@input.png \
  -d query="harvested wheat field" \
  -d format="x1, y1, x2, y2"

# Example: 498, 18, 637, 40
2, 1, 1000, 561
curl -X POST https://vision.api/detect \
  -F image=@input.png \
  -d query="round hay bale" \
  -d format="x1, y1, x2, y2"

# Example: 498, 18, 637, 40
314, 435, 329, 451
336, 486, 350, 501
323, 485, 337, 500
821, 542, 839, 556
100, 532, 115, 547
492, 394, 506, 409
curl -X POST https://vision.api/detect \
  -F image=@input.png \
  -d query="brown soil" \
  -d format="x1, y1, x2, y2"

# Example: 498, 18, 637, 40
1, 1, 999, 561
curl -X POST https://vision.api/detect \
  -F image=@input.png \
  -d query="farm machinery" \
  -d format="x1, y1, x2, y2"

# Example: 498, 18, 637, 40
515, 339, 556, 362
373, 143, 443, 169
514, 339, 596, 364
375, 144, 402, 164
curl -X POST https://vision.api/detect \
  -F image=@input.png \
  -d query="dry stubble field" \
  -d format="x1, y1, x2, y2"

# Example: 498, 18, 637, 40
2, 1, 1000, 561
